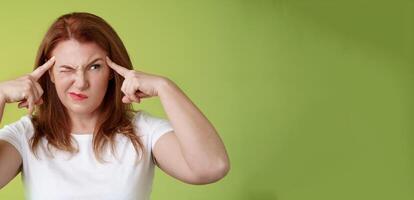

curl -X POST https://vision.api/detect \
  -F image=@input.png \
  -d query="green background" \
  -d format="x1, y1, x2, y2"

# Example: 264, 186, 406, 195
0, 0, 413, 199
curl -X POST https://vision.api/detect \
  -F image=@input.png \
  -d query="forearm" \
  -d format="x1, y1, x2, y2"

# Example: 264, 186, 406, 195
158, 79, 230, 176
0, 93, 6, 124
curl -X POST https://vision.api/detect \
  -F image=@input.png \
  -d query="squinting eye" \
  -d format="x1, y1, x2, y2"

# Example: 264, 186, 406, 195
90, 64, 101, 70
60, 67, 74, 72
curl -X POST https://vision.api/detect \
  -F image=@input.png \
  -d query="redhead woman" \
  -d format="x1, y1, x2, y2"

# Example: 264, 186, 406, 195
0, 12, 230, 200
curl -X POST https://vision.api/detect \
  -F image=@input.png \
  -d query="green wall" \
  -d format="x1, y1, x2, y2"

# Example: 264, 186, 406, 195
0, 1, 413, 199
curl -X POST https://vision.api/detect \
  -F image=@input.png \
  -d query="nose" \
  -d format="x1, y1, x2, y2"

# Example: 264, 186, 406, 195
73, 71, 89, 90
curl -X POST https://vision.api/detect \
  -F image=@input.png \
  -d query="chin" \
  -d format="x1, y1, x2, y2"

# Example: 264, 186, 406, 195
63, 102, 100, 115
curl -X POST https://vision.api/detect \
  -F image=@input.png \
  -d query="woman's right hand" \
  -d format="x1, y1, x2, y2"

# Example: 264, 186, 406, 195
0, 56, 55, 115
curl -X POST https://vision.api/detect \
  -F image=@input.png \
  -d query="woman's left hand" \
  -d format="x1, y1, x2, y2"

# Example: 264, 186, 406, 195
106, 56, 167, 103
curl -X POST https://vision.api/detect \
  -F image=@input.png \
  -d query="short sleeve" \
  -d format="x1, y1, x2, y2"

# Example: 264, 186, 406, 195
0, 115, 31, 156
139, 111, 174, 150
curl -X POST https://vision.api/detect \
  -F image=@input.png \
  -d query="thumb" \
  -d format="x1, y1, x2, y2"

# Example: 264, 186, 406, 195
18, 98, 43, 108
122, 95, 133, 103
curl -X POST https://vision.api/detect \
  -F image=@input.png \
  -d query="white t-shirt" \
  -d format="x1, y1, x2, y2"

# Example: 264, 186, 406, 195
0, 110, 174, 200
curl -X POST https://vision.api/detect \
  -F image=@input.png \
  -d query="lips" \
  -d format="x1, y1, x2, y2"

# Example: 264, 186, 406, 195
69, 92, 88, 100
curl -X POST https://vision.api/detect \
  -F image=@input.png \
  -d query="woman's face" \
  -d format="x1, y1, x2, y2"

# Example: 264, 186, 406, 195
49, 39, 112, 116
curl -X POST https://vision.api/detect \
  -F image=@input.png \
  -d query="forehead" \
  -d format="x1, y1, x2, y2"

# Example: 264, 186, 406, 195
51, 39, 106, 66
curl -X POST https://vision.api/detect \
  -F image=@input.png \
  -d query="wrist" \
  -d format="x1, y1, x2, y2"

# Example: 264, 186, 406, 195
0, 91, 6, 105
157, 77, 176, 98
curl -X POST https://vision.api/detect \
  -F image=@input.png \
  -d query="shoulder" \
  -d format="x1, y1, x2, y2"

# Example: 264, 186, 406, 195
133, 110, 164, 125
132, 110, 173, 137
132, 110, 156, 136
0, 114, 34, 154
0, 114, 34, 137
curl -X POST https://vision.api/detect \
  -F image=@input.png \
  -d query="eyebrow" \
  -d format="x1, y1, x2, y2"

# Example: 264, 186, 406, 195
58, 58, 104, 69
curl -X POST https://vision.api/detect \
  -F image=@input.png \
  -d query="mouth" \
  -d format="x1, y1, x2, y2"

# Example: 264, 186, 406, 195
69, 92, 88, 100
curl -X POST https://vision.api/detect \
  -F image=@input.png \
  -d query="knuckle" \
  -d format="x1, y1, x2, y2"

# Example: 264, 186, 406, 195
26, 80, 33, 87
27, 75, 35, 81
24, 78, 32, 85
127, 91, 135, 96
23, 85, 31, 92
22, 76, 30, 82
126, 70, 135, 77
36, 83, 43, 92
24, 75, 34, 81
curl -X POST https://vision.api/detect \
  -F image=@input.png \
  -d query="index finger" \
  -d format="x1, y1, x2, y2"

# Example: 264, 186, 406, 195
106, 56, 129, 77
30, 56, 56, 81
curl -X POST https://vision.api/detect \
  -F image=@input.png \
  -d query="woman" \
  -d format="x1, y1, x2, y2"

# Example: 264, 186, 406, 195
0, 12, 230, 200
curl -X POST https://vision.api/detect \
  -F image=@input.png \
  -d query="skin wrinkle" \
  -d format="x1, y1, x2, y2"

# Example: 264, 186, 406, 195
48, 39, 112, 134
58, 58, 104, 71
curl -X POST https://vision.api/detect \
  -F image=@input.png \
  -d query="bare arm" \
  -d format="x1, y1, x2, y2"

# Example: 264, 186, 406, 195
105, 58, 230, 184
0, 97, 22, 189
0, 93, 5, 123
0, 57, 54, 189
0, 140, 22, 189
152, 79, 230, 184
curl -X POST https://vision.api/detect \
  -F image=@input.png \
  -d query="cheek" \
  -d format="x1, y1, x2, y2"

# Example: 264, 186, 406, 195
91, 70, 110, 85
91, 77, 109, 92
54, 76, 72, 93
89, 74, 110, 93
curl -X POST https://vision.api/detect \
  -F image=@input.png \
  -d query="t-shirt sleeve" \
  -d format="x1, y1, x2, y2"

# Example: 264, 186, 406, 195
140, 111, 174, 151
0, 115, 31, 156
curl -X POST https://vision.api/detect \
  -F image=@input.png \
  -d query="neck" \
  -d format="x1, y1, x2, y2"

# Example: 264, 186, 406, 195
68, 109, 101, 134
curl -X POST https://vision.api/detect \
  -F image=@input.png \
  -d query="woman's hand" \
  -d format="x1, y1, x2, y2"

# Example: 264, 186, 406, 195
0, 56, 55, 115
106, 56, 168, 103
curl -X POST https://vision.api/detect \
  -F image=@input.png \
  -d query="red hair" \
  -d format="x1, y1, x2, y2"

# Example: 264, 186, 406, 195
30, 12, 145, 163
